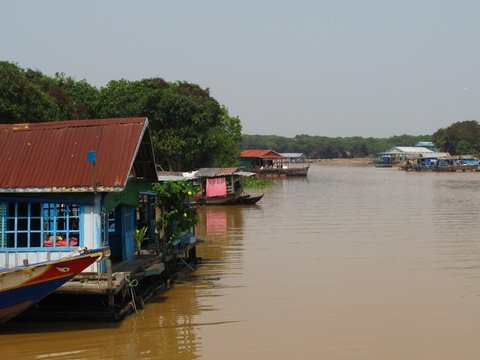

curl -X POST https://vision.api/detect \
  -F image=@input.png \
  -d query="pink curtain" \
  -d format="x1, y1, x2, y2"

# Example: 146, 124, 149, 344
206, 177, 227, 197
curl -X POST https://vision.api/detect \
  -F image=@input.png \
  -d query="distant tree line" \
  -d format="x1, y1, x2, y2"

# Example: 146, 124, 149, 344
0, 61, 242, 171
242, 134, 434, 159
243, 119, 480, 158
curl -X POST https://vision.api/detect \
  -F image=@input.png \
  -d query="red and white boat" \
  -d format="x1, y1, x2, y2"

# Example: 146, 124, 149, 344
0, 247, 108, 322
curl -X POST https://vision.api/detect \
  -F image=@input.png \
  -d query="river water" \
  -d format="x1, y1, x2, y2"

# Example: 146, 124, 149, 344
3, 164, 480, 359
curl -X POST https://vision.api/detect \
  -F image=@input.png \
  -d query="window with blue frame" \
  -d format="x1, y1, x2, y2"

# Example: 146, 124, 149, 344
0, 203, 5, 247
107, 209, 116, 233
0, 202, 82, 250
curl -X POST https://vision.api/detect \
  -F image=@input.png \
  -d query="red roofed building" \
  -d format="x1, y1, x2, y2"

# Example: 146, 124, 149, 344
0, 118, 158, 267
240, 149, 286, 161
240, 149, 286, 168
240, 149, 309, 177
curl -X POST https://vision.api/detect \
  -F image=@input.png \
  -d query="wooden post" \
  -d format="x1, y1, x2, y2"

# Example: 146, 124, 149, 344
106, 257, 114, 308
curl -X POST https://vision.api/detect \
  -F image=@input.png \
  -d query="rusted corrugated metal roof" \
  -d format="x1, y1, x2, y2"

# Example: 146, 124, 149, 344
195, 168, 240, 178
0, 118, 156, 192
240, 149, 286, 159
217, 167, 241, 175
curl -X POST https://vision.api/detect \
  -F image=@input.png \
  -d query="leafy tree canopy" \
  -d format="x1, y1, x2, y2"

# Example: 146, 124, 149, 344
142, 82, 240, 170
432, 120, 480, 155
0, 62, 99, 123
0, 62, 62, 123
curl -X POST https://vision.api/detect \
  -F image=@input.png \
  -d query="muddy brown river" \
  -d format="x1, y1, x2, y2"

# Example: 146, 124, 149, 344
2, 164, 480, 359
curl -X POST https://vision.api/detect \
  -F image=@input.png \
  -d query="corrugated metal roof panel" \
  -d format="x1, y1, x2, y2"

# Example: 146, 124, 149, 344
157, 175, 186, 182
420, 152, 450, 158
0, 118, 154, 191
395, 147, 433, 153
195, 168, 240, 178
194, 168, 219, 178
382, 147, 433, 154
217, 167, 240, 175
233, 171, 256, 177
280, 153, 304, 158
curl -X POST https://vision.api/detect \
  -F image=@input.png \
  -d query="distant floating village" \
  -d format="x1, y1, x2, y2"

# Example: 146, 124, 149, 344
375, 141, 480, 172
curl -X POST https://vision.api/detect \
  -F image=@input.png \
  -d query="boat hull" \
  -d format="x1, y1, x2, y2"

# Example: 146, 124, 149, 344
238, 193, 264, 204
193, 194, 240, 205
193, 193, 264, 205
253, 165, 309, 177
0, 247, 107, 322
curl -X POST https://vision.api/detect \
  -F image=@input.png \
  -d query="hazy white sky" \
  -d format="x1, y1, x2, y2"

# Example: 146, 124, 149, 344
1, 0, 479, 137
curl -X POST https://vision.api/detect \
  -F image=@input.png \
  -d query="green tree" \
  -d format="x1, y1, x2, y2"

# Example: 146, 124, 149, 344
97, 79, 150, 118
456, 139, 478, 155
0, 61, 62, 123
151, 129, 188, 171
209, 107, 242, 167
96, 78, 244, 170
0, 61, 101, 123
54, 73, 99, 119
433, 120, 480, 155
143, 81, 241, 170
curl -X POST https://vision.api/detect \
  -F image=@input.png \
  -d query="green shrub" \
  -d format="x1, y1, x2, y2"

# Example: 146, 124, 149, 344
243, 177, 274, 189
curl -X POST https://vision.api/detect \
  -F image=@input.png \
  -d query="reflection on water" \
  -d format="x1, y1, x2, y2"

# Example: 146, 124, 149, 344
4, 165, 480, 359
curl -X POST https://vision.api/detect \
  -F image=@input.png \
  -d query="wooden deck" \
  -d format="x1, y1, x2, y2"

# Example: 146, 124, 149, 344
15, 245, 198, 322
56, 255, 165, 295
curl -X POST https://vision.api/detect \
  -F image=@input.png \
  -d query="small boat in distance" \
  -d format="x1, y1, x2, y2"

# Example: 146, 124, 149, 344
187, 168, 263, 205
0, 247, 108, 322
373, 156, 393, 168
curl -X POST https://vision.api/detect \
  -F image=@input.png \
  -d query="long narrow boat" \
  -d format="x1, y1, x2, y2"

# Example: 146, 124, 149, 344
0, 247, 108, 322
194, 192, 264, 205
189, 167, 264, 205
238, 193, 264, 205
252, 164, 310, 177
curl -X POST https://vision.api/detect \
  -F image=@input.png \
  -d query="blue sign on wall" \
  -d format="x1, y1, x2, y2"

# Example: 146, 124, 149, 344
87, 151, 97, 163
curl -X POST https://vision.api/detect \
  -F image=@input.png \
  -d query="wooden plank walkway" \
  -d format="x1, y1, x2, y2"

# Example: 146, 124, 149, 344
55, 255, 165, 295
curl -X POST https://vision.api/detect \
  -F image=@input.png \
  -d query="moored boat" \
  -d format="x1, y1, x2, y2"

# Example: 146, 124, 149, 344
373, 156, 393, 168
188, 168, 262, 205
0, 247, 108, 322
253, 164, 310, 177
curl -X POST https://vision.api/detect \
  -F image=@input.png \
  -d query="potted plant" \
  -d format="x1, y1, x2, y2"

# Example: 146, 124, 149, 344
134, 226, 148, 255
